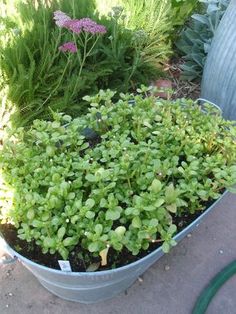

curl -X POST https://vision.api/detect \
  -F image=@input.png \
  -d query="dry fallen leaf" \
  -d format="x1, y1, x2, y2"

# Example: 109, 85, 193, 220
99, 246, 110, 266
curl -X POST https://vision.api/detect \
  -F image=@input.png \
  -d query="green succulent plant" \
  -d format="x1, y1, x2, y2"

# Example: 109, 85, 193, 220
1, 89, 236, 262
176, 0, 229, 81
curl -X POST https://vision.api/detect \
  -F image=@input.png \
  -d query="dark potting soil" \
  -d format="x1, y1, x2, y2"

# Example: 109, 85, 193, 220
0, 196, 221, 272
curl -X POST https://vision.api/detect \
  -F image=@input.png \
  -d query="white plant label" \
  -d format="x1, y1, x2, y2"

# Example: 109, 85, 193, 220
58, 260, 72, 272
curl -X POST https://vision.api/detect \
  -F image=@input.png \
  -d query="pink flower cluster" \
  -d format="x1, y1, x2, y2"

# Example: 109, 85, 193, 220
59, 42, 77, 53
64, 18, 107, 35
53, 10, 71, 27
53, 11, 107, 35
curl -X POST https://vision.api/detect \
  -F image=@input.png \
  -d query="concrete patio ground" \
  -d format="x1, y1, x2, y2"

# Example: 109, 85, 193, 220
0, 192, 236, 314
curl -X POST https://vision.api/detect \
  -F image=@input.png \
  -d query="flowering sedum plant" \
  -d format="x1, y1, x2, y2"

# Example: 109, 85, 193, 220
1, 90, 236, 262
53, 11, 107, 86
59, 42, 77, 53
54, 11, 107, 34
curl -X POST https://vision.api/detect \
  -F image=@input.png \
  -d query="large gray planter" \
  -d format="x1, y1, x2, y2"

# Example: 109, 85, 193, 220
0, 193, 226, 304
201, 0, 236, 120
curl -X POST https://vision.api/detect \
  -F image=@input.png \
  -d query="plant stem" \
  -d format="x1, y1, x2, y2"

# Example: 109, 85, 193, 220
71, 33, 89, 97
72, 33, 100, 97
112, 17, 118, 56
86, 35, 100, 58
78, 32, 89, 78
41, 55, 71, 106
73, 33, 82, 65
148, 238, 163, 243
127, 47, 141, 84
72, 0, 76, 18
127, 177, 132, 190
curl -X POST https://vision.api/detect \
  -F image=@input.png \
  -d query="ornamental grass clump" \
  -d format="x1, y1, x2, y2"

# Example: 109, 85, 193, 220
1, 90, 236, 266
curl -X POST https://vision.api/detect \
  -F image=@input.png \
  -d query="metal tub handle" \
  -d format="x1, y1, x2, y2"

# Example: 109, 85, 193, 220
196, 98, 222, 114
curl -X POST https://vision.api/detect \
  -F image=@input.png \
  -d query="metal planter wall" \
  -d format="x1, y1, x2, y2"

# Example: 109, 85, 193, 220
201, 0, 236, 120
0, 193, 226, 304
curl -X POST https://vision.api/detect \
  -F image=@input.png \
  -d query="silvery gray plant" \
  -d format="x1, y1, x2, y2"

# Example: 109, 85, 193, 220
176, 0, 230, 81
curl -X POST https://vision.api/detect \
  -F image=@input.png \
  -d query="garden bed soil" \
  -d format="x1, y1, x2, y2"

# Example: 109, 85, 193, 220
0, 196, 218, 272
167, 57, 201, 100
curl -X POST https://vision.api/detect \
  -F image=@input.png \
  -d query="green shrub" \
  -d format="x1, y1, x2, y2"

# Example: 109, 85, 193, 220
176, 0, 229, 81
1, 89, 236, 261
110, 0, 173, 66
97, 0, 199, 63
0, 0, 172, 126
0, 0, 97, 125
171, 0, 199, 27
0, 0, 199, 126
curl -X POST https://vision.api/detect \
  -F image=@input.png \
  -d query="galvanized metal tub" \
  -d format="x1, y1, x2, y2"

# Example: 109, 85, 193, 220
0, 193, 226, 304
201, 0, 236, 120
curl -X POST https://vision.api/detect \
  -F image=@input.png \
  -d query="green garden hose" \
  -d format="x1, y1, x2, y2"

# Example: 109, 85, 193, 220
192, 260, 236, 314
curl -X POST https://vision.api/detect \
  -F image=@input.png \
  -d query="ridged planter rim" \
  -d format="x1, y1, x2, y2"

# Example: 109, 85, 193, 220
0, 191, 227, 276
